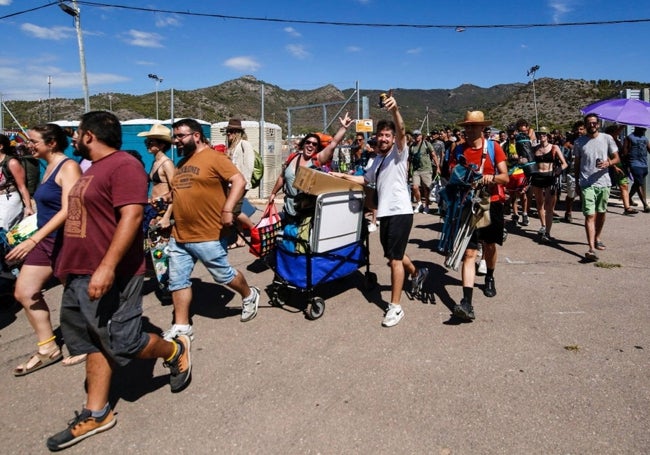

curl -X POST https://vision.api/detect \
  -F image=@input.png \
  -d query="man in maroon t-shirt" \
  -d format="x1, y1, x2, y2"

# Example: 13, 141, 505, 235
46, 112, 191, 452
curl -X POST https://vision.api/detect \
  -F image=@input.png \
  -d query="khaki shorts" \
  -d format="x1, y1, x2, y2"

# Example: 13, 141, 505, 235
411, 170, 433, 189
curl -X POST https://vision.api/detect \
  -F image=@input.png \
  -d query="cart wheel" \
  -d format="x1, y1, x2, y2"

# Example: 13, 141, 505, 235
364, 272, 378, 290
306, 297, 325, 320
270, 287, 286, 307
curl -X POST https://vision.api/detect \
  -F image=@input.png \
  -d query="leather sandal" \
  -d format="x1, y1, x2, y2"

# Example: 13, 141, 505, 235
13, 345, 63, 377
62, 353, 87, 367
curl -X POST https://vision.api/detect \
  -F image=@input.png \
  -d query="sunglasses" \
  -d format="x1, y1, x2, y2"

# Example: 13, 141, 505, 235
173, 132, 195, 140
304, 140, 319, 147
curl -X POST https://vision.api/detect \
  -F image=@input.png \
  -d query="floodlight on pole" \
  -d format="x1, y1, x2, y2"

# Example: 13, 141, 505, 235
148, 73, 163, 120
527, 65, 540, 131
58, 0, 90, 112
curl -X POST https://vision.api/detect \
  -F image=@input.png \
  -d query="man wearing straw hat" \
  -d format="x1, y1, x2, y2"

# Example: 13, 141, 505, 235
452, 111, 509, 322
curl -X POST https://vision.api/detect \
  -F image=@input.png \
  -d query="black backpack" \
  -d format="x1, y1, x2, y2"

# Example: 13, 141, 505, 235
1, 155, 41, 196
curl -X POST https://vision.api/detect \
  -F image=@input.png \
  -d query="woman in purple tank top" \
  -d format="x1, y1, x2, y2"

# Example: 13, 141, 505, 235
6, 123, 83, 376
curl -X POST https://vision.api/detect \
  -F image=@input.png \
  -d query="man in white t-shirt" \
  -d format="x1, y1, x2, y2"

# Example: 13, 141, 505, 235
331, 94, 428, 327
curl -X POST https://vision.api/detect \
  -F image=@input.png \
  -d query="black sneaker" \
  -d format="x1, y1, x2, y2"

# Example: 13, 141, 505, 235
452, 298, 475, 321
483, 276, 497, 297
164, 334, 192, 393
521, 214, 530, 226
46, 407, 116, 451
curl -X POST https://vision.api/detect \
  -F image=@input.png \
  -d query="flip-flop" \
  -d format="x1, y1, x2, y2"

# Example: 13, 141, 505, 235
585, 250, 599, 262
595, 241, 606, 251
13, 347, 63, 376
62, 353, 87, 366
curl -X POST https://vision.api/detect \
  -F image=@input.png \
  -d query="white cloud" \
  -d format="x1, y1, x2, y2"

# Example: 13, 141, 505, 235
122, 29, 164, 48
284, 26, 301, 37
0, 0, 13, 5
286, 44, 309, 59
155, 16, 180, 28
407, 47, 422, 55
355, 0, 371, 4
0, 61, 129, 101
224, 56, 261, 72
21, 23, 75, 40
346, 46, 362, 53
135, 60, 155, 66
548, 1, 574, 23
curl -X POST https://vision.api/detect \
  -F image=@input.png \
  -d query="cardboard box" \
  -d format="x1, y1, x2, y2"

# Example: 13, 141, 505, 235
293, 166, 363, 195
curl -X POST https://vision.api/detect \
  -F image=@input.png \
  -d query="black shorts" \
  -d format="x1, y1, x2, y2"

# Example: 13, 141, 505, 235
468, 201, 505, 249
530, 172, 556, 189
378, 213, 413, 260
60, 274, 149, 367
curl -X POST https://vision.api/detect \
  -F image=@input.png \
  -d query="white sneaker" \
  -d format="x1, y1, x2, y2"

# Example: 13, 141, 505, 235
241, 286, 260, 322
413, 202, 423, 214
162, 324, 194, 341
367, 222, 377, 233
382, 303, 404, 327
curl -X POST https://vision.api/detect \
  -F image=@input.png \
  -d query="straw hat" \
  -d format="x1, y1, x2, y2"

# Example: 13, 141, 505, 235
457, 111, 492, 126
137, 123, 172, 143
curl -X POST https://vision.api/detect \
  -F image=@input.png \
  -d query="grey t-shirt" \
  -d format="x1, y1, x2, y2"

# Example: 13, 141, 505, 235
574, 133, 617, 188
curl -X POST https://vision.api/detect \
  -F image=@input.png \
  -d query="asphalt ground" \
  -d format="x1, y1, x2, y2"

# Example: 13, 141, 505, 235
1, 194, 649, 454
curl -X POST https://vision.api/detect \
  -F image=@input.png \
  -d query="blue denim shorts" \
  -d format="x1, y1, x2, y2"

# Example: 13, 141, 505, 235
168, 237, 237, 291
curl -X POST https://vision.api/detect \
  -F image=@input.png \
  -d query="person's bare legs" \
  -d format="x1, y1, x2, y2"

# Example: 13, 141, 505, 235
85, 352, 112, 412
171, 287, 193, 325
544, 191, 556, 237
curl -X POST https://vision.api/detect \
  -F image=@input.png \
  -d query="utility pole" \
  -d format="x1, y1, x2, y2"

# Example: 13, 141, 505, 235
527, 65, 540, 131
48, 75, 52, 121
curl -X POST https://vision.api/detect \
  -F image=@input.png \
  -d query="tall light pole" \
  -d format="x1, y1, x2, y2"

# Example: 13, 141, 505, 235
527, 65, 540, 131
148, 73, 163, 119
47, 75, 52, 121
58, 0, 90, 112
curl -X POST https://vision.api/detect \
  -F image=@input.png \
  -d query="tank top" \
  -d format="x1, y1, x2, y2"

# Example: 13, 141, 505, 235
534, 149, 555, 164
33, 159, 68, 238
627, 134, 648, 168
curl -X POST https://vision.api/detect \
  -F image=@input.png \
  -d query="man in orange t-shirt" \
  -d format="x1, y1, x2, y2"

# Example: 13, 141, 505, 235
163, 119, 261, 343
452, 111, 509, 322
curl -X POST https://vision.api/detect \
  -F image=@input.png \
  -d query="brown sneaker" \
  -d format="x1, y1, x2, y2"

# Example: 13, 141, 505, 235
164, 334, 192, 393
46, 408, 116, 451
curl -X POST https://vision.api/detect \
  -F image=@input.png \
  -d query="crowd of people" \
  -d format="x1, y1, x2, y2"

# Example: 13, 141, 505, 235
1, 91, 649, 450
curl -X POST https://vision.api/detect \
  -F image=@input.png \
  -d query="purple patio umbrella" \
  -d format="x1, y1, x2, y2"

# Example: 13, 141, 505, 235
581, 98, 650, 127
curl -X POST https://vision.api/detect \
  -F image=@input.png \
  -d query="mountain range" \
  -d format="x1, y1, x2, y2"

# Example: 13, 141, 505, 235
3, 76, 648, 136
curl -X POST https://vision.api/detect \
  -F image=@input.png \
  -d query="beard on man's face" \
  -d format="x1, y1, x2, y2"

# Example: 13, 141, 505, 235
177, 137, 197, 156
75, 140, 91, 161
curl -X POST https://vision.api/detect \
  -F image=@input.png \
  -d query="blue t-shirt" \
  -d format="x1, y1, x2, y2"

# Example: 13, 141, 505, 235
627, 133, 648, 168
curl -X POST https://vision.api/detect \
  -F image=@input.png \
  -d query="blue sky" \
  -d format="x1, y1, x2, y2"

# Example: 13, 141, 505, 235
1, 0, 649, 102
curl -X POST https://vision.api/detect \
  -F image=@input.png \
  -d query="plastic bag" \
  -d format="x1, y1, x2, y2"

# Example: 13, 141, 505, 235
249, 202, 282, 257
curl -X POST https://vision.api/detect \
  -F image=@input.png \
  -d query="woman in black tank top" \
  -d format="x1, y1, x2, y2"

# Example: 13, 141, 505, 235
531, 129, 568, 242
